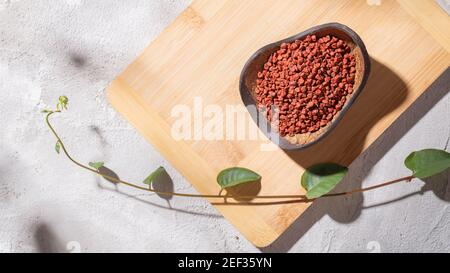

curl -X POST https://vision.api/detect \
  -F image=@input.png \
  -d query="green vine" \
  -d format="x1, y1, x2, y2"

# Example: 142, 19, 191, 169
44, 96, 450, 203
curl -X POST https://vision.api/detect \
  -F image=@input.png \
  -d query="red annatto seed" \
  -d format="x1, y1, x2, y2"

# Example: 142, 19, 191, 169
255, 34, 356, 137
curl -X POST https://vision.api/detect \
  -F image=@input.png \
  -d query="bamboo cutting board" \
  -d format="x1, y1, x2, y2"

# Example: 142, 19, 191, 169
107, 0, 450, 247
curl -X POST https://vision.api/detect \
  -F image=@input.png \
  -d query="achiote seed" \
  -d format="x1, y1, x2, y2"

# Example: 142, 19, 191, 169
255, 34, 356, 137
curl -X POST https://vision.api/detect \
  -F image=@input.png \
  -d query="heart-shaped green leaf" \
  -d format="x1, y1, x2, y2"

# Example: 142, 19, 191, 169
217, 167, 261, 189
143, 166, 166, 186
404, 149, 450, 179
301, 163, 348, 199
89, 161, 104, 171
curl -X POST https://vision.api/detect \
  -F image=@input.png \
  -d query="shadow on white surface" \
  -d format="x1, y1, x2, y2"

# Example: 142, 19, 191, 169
260, 67, 450, 252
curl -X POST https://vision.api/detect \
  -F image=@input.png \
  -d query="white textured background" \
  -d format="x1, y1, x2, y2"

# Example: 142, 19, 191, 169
0, 0, 449, 253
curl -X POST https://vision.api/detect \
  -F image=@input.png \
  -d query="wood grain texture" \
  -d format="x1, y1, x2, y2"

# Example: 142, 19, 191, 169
397, 0, 450, 53
107, 0, 450, 247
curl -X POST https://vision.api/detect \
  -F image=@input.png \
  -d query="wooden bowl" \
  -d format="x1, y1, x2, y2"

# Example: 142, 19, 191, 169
239, 22, 371, 150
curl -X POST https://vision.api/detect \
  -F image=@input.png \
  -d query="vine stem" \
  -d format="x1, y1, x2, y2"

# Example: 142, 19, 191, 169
45, 111, 415, 202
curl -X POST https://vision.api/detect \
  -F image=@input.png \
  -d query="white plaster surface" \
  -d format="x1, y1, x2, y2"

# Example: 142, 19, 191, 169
0, 0, 449, 253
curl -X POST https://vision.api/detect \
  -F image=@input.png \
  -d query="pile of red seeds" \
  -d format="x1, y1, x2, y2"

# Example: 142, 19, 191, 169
255, 34, 357, 137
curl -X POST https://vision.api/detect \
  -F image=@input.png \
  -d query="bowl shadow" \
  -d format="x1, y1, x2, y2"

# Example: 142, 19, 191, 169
285, 57, 408, 169
281, 57, 408, 224
259, 66, 450, 252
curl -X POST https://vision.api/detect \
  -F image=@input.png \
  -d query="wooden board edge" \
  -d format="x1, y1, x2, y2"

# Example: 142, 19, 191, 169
106, 78, 283, 248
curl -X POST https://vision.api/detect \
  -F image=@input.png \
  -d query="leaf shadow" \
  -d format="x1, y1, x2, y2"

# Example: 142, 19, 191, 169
223, 179, 262, 202
420, 171, 449, 202
34, 222, 66, 253
96, 166, 222, 218
151, 168, 174, 207
98, 166, 120, 187
89, 125, 109, 148
69, 52, 87, 68
362, 170, 450, 209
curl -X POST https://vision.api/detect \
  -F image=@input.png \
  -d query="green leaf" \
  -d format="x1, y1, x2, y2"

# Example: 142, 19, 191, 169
217, 167, 261, 189
143, 166, 166, 186
404, 149, 450, 179
55, 141, 61, 154
57, 95, 69, 111
41, 109, 52, 113
89, 161, 104, 170
301, 163, 348, 199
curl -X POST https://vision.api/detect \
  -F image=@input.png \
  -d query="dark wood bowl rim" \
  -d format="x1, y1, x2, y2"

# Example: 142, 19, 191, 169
239, 22, 371, 150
